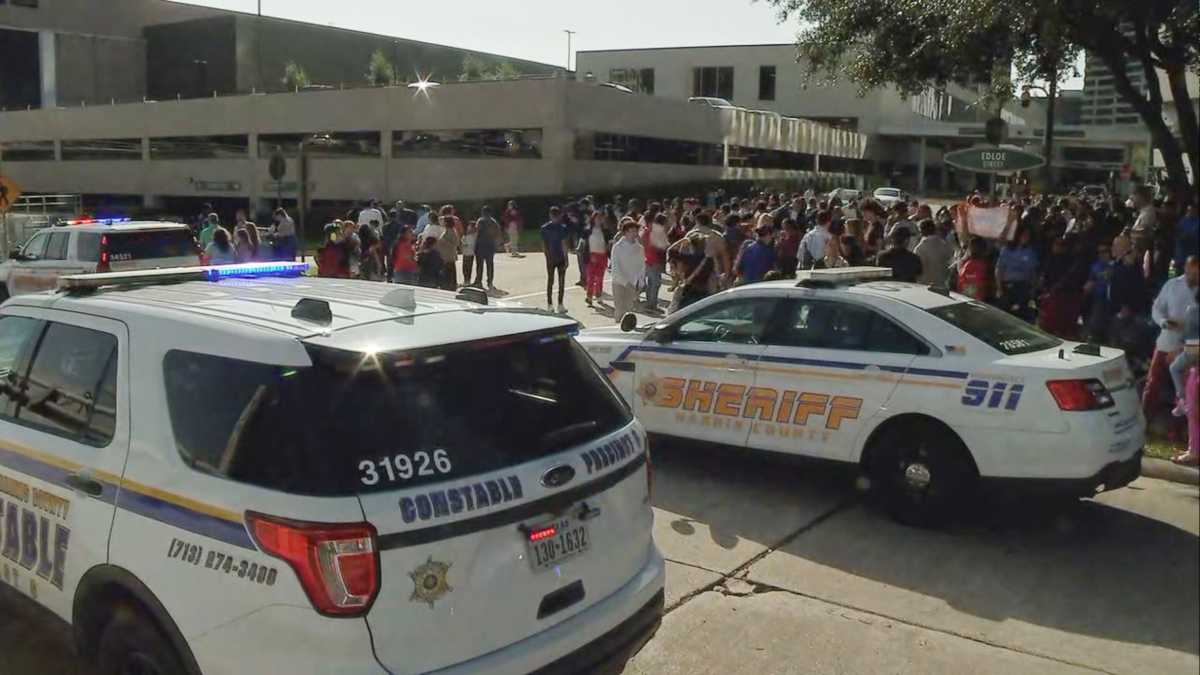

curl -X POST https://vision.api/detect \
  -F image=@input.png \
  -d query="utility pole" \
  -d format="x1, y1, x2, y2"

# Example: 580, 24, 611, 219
1043, 67, 1057, 192
563, 30, 575, 72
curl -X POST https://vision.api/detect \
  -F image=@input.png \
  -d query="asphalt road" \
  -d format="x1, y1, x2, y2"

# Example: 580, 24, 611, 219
2, 254, 1197, 675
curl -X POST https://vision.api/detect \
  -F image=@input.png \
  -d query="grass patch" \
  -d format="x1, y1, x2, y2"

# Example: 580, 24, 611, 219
1144, 434, 1184, 460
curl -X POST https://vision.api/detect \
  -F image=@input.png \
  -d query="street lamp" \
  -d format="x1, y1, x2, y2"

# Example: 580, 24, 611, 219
297, 133, 334, 260
1021, 82, 1057, 191
563, 30, 576, 72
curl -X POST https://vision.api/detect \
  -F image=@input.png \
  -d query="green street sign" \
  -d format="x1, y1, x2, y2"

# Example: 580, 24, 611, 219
945, 146, 1045, 174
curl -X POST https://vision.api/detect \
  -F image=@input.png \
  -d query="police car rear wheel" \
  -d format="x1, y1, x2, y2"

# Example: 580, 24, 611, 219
95, 605, 187, 675
870, 423, 974, 528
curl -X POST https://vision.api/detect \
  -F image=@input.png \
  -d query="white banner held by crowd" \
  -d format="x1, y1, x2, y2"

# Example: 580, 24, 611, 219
964, 205, 1015, 240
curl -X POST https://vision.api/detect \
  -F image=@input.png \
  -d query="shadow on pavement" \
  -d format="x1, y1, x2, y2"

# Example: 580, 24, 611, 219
649, 437, 1200, 661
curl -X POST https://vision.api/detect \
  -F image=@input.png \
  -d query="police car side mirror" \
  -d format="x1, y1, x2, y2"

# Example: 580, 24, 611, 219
8, 249, 24, 261
647, 324, 673, 344
619, 312, 638, 332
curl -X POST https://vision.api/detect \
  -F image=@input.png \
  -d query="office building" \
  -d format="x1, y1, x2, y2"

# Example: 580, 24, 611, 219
0, 0, 556, 110
577, 44, 1154, 190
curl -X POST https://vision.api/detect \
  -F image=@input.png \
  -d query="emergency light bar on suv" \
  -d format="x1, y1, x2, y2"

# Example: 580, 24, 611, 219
795, 266, 893, 288
58, 262, 310, 292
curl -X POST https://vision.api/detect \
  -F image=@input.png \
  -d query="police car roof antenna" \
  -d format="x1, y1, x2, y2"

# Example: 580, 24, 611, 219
291, 298, 333, 325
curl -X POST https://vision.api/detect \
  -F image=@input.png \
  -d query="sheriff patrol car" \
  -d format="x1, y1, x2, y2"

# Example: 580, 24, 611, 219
0, 262, 663, 675
580, 267, 1144, 525
0, 219, 202, 301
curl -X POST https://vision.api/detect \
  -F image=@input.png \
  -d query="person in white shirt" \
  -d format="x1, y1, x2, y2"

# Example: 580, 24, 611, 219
1130, 185, 1157, 256
610, 220, 646, 325
421, 217, 446, 243
357, 200, 384, 229
798, 211, 833, 270
885, 203, 918, 250
913, 219, 954, 286
1144, 255, 1199, 434
271, 207, 297, 261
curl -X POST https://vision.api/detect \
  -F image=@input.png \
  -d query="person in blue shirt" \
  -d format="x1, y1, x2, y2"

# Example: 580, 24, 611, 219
994, 225, 1039, 321
735, 225, 777, 285
1084, 240, 1115, 342
541, 206, 571, 313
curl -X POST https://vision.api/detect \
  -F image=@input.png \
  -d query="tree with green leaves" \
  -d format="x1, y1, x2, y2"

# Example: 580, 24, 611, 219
365, 49, 397, 87
282, 61, 311, 91
458, 54, 523, 82
765, 0, 1198, 198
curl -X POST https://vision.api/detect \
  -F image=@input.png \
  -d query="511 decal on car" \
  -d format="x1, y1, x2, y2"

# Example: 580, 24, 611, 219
961, 379, 1023, 410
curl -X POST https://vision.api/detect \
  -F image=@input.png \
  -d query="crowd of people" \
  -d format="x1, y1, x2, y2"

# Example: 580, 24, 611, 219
530, 185, 1197, 465
195, 183, 1197, 465
192, 203, 299, 264
312, 199, 524, 290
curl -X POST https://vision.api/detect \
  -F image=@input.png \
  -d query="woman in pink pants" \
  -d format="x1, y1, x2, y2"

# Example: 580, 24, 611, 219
1179, 365, 1199, 466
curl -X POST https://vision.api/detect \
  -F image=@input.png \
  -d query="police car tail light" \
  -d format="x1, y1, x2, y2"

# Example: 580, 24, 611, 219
1045, 379, 1115, 411
97, 236, 111, 273
246, 512, 380, 617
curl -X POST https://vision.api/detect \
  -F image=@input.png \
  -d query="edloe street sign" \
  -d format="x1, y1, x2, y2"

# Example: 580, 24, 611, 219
945, 146, 1046, 174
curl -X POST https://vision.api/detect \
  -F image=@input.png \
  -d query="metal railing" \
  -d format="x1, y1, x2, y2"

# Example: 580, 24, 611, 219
1, 194, 83, 258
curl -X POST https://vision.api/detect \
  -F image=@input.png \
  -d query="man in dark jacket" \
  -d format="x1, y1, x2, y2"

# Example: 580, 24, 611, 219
382, 209, 403, 281
875, 229, 923, 282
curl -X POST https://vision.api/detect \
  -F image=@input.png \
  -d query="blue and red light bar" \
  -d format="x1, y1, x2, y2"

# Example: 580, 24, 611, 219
65, 217, 132, 225
59, 262, 310, 292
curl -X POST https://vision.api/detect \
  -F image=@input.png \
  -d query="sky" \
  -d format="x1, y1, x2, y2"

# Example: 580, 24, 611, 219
175, 0, 1083, 89
176, 0, 800, 68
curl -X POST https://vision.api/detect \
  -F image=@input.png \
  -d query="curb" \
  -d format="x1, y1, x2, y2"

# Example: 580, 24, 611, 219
1141, 457, 1200, 486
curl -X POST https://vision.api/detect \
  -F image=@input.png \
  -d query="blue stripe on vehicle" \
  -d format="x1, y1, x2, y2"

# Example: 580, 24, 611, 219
600, 344, 968, 381
115, 489, 255, 550
0, 444, 254, 550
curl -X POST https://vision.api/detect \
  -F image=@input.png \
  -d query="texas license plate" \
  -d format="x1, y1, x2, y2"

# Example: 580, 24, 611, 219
527, 517, 590, 571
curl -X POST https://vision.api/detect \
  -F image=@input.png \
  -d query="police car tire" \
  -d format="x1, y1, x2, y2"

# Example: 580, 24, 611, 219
870, 421, 974, 528
95, 604, 188, 675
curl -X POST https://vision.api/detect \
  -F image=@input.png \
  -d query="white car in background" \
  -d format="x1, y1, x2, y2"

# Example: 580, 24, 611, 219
872, 187, 906, 208
579, 268, 1144, 527
828, 188, 863, 202
688, 96, 738, 110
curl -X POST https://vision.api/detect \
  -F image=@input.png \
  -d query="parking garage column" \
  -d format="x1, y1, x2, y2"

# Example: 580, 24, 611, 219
141, 139, 156, 210
39, 31, 57, 108
916, 137, 927, 194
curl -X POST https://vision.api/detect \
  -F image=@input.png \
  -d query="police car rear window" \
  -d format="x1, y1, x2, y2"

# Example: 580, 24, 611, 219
928, 301, 1062, 355
162, 333, 631, 496
105, 229, 195, 261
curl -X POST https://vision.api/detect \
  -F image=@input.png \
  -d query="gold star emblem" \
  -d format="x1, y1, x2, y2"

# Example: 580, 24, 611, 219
637, 375, 665, 406
409, 556, 453, 608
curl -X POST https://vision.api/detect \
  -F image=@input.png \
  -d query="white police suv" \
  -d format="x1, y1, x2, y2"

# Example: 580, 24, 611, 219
580, 267, 1145, 525
0, 219, 203, 300
0, 262, 662, 675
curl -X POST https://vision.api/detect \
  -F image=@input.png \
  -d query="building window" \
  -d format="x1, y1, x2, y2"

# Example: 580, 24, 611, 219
693, 66, 734, 100
0, 140, 54, 161
575, 132, 723, 166
149, 135, 249, 160
258, 132, 381, 158
392, 129, 542, 159
61, 138, 142, 161
758, 66, 776, 101
608, 68, 655, 95
1062, 147, 1125, 163
728, 146, 815, 171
